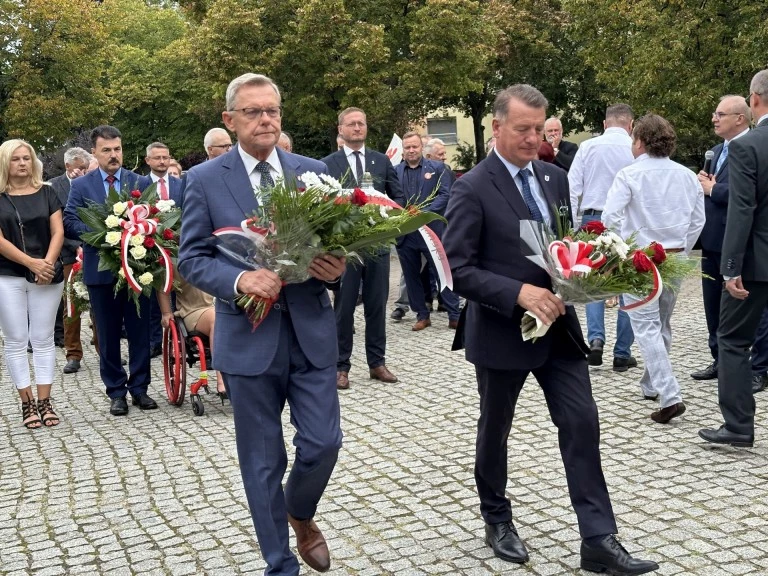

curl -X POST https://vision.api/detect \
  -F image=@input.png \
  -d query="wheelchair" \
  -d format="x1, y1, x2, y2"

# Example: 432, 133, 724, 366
162, 315, 213, 416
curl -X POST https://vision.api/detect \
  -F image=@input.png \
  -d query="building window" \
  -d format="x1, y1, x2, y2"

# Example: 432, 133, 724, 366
427, 117, 458, 145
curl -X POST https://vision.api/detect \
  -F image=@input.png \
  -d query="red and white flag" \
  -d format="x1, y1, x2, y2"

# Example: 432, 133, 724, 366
385, 133, 403, 166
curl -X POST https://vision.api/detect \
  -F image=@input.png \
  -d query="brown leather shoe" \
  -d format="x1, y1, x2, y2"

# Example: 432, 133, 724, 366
412, 318, 432, 331
651, 402, 686, 424
336, 371, 349, 390
369, 365, 398, 383
448, 319, 458, 329
287, 514, 331, 572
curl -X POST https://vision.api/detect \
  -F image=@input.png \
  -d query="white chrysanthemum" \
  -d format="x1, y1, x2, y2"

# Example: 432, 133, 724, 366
105, 215, 121, 228
138, 272, 153, 285
379, 205, 390, 219
156, 199, 175, 213
130, 246, 147, 260
319, 173, 342, 190
73, 282, 89, 300
130, 234, 145, 247
299, 171, 322, 188
112, 202, 127, 216
368, 217, 376, 226
118, 268, 126, 278
105, 231, 122, 246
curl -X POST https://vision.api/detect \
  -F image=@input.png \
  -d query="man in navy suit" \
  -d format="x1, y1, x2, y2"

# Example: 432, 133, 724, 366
140, 142, 185, 358
321, 107, 405, 390
395, 132, 461, 331
691, 95, 768, 392
178, 73, 346, 576
64, 125, 157, 416
442, 85, 658, 574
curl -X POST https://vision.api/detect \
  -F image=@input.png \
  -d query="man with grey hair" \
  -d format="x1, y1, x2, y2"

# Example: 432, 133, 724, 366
568, 104, 637, 372
700, 69, 768, 447
442, 84, 658, 574
203, 127, 232, 160
179, 72, 346, 575
51, 146, 93, 373
544, 116, 578, 171
277, 131, 292, 152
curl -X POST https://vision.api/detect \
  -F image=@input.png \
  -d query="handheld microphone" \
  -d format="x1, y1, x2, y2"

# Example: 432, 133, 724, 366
704, 150, 714, 174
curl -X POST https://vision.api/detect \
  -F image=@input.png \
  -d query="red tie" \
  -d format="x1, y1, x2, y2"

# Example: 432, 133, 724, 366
106, 175, 116, 189
159, 177, 168, 200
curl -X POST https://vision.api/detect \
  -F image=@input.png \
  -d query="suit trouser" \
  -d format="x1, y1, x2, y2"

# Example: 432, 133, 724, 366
624, 285, 681, 408
474, 357, 617, 539
335, 252, 389, 372
397, 236, 460, 322
717, 281, 768, 436
88, 284, 151, 399
223, 312, 342, 576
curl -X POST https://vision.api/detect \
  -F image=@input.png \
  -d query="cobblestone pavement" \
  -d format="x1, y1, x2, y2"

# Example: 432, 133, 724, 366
1, 256, 767, 576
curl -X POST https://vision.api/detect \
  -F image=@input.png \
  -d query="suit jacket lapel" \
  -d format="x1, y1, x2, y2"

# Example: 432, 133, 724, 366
220, 146, 257, 216
276, 147, 302, 184
486, 152, 531, 221
330, 150, 353, 186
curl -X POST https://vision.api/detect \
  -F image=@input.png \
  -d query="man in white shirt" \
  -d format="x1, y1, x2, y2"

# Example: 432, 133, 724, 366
569, 104, 636, 371
603, 114, 705, 424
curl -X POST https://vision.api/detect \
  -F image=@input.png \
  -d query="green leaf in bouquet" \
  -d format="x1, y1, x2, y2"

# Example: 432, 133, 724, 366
77, 204, 110, 235
160, 209, 181, 230
340, 211, 445, 254
140, 182, 158, 204
106, 186, 121, 205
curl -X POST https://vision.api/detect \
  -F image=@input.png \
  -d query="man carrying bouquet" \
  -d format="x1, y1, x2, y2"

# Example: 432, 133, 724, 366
63, 125, 156, 416
603, 114, 705, 424
178, 73, 346, 576
443, 84, 658, 574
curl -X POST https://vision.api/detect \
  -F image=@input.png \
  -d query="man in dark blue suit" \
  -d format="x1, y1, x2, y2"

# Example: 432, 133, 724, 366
395, 132, 461, 331
691, 95, 768, 392
64, 125, 157, 416
321, 107, 405, 390
140, 142, 185, 358
178, 73, 346, 576
442, 85, 658, 574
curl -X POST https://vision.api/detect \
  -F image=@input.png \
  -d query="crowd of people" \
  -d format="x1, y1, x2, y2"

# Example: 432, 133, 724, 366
2, 67, 767, 576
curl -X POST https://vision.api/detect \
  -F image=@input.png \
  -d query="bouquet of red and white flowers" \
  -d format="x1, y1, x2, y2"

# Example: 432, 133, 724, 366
63, 249, 89, 317
76, 184, 180, 311
520, 217, 699, 341
214, 172, 450, 329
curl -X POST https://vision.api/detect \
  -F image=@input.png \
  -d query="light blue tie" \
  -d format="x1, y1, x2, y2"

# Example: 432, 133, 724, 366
715, 142, 728, 173
519, 168, 544, 223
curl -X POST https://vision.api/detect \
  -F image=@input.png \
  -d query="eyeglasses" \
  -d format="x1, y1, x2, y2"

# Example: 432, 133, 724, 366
209, 144, 232, 150
148, 156, 170, 161
229, 106, 283, 120
712, 112, 741, 119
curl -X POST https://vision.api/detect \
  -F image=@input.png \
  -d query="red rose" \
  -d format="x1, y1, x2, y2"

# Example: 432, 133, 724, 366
162, 228, 175, 241
351, 188, 368, 206
144, 237, 156, 248
130, 190, 141, 199
632, 250, 653, 273
149, 205, 160, 215
72, 262, 82, 273
649, 242, 667, 264
581, 220, 606, 235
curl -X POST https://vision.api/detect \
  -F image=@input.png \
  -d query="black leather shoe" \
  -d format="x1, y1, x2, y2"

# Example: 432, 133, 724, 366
63, 359, 80, 374
698, 425, 754, 448
643, 394, 658, 401
588, 339, 604, 366
752, 373, 767, 394
691, 361, 718, 380
131, 393, 158, 410
150, 345, 162, 359
110, 396, 129, 416
390, 308, 406, 321
484, 521, 528, 564
581, 535, 659, 575
613, 356, 637, 372
55, 338, 65, 348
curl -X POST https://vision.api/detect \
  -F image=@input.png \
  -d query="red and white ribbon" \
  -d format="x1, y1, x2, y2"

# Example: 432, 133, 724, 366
65, 252, 83, 318
548, 239, 607, 279
119, 204, 173, 293
620, 263, 663, 312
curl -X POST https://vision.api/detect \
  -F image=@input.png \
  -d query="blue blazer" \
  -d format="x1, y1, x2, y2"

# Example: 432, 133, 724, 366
64, 168, 144, 286
177, 145, 337, 376
395, 158, 451, 241
138, 174, 185, 208
699, 142, 729, 253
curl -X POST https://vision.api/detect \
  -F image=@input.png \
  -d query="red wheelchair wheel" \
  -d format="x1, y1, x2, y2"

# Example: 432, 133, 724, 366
162, 319, 186, 406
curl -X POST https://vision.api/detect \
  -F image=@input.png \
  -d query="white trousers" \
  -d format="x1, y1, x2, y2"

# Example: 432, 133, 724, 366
0, 275, 64, 389
624, 283, 682, 408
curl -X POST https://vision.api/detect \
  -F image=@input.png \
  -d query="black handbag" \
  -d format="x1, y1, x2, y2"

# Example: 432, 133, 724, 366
3, 193, 64, 284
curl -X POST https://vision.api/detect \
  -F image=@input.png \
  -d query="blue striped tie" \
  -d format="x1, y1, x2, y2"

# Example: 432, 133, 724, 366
519, 168, 544, 223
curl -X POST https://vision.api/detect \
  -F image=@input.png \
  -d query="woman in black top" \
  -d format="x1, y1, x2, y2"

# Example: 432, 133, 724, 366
0, 139, 65, 428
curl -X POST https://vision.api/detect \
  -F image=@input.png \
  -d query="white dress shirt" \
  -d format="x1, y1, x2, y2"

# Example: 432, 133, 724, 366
494, 149, 552, 227
758, 113, 768, 125
343, 145, 366, 184
238, 146, 283, 203
602, 154, 705, 254
568, 127, 634, 223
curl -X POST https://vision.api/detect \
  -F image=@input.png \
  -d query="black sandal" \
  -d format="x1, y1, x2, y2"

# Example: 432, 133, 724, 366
22, 400, 42, 429
37, 397, 60, 427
